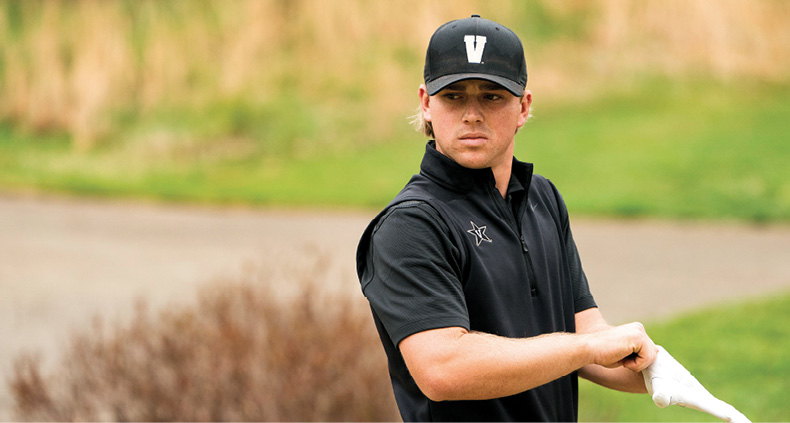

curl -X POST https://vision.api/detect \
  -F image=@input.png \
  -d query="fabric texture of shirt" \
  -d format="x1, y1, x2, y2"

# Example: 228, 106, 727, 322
356, 141, 597, 422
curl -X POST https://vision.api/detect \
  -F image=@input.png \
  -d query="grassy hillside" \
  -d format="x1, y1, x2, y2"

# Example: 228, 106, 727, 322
2, 78, 788, 220
1, 0, 789, 220
519, 79, 790, 221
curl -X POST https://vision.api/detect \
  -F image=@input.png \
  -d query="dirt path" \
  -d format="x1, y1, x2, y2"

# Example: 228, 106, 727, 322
2, 194, 789, 419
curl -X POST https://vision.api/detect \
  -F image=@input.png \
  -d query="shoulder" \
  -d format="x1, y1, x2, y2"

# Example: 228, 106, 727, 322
530, 173, 567, 204
528, 173, 572, 236
377, 200, 444, 230
530, 173, 555, 192
371, 200, 451, 249
359, 199, 464, 292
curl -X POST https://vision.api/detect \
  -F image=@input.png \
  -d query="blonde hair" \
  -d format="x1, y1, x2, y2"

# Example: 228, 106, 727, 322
409, 94, 533, 138
409, 106, 435, 138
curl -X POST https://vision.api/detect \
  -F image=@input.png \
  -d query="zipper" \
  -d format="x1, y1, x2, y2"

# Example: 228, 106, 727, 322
520, 235, 539, 297
489, 185, 538, 298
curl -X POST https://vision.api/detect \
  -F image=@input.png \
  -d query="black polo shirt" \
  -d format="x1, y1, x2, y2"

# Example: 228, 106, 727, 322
357, 142, 597, 422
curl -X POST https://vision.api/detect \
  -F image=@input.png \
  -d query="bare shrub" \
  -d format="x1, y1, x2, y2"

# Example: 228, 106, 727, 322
8, 255, 398, 421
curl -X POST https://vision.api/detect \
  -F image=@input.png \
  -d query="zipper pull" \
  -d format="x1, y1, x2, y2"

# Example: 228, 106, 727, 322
520, 235, 529, 253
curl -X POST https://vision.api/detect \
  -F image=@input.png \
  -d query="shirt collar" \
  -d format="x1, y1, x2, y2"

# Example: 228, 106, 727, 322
420, 141, 534, 193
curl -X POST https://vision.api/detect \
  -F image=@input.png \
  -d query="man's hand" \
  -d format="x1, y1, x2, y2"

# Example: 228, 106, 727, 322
642, 346, 751, 423
586, 322, 658, 372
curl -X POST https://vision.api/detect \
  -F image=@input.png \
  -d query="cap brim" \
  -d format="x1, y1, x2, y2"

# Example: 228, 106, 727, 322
426, 73, 525, 96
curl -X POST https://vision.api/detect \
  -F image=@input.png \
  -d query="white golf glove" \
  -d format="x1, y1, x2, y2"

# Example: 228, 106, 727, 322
642, 345, 750, 423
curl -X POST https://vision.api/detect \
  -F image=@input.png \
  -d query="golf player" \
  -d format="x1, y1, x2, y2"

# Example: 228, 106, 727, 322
356, 15, 749, 422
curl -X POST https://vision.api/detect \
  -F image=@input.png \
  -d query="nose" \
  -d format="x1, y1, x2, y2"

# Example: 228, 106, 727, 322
462, 99, 483, 123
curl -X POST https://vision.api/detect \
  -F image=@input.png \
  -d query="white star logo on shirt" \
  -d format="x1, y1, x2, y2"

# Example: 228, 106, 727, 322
467, 221, 492, 246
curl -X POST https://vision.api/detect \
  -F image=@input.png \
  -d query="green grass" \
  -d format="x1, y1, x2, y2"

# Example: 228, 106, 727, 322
1, 78, 789, 220
579, 292, 790, 422
517, 78, 790, 221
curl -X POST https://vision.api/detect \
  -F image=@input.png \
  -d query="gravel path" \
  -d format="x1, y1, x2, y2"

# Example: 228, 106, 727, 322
2, 194, 789, 419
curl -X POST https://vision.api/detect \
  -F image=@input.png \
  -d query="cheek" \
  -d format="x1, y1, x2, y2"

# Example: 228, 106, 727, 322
431, 121, 453, 143
427, 108, 456, 135
495, 109, 523, 132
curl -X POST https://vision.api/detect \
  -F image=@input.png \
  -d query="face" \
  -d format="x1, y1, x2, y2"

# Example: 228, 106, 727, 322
419, 79, 531, 171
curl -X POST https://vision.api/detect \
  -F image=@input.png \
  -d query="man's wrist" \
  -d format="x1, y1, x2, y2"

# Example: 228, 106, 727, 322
576, 331, 600, 368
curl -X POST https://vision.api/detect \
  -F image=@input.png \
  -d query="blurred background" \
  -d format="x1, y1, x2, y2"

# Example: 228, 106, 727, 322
1, 0, 789, 421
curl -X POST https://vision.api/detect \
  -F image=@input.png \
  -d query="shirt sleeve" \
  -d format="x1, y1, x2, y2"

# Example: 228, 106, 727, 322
550, 181, 598, 313
565, 225, 598, 313
361, 201, 470, 347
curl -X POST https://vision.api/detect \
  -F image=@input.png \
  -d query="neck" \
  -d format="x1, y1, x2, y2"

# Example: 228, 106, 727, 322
491, 141, 515, 198
491, 159, 512, 198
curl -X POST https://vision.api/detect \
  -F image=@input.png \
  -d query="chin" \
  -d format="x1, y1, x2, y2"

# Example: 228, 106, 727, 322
453, 155, 490, 170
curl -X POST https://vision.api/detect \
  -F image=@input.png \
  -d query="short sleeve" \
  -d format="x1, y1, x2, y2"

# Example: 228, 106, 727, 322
549, 181, 598, 313
361, 201, 470, 346
565, 226, 598, 313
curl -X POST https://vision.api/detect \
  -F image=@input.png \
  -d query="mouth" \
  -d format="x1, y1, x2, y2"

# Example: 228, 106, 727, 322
458, 133, 488, 145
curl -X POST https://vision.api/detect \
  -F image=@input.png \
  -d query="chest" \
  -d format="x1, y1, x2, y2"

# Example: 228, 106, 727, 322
441, 191, 573, 337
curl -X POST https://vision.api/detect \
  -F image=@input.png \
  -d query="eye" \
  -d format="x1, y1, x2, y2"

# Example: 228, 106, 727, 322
484, 93, 503, 101
443, 93, 462, 100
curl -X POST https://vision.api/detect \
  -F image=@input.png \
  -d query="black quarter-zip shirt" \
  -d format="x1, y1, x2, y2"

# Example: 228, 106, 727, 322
357, 141, 597, 422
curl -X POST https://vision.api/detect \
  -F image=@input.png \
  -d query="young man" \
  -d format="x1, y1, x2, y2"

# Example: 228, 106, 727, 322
356, 15, 657, 421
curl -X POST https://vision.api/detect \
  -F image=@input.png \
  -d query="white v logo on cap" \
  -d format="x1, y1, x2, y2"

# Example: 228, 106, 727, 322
464, 35, 487, 63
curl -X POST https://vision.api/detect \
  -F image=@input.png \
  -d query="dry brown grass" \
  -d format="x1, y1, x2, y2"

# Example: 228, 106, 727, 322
8, 254, 399, 421
1, 0, 788, 148
590, 0, 790, 80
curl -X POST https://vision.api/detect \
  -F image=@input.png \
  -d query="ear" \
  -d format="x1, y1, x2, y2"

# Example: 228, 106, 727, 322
419, 84, 432, 122
517, 90, 532, 128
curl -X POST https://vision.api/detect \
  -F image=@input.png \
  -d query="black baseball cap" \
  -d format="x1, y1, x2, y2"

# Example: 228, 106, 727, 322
424, 15, 527, 96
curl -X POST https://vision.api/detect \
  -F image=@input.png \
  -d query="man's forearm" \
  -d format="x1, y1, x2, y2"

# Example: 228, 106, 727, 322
579, 364, 648, 393
400, 320, 656, 402
401, 327, 593, 402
